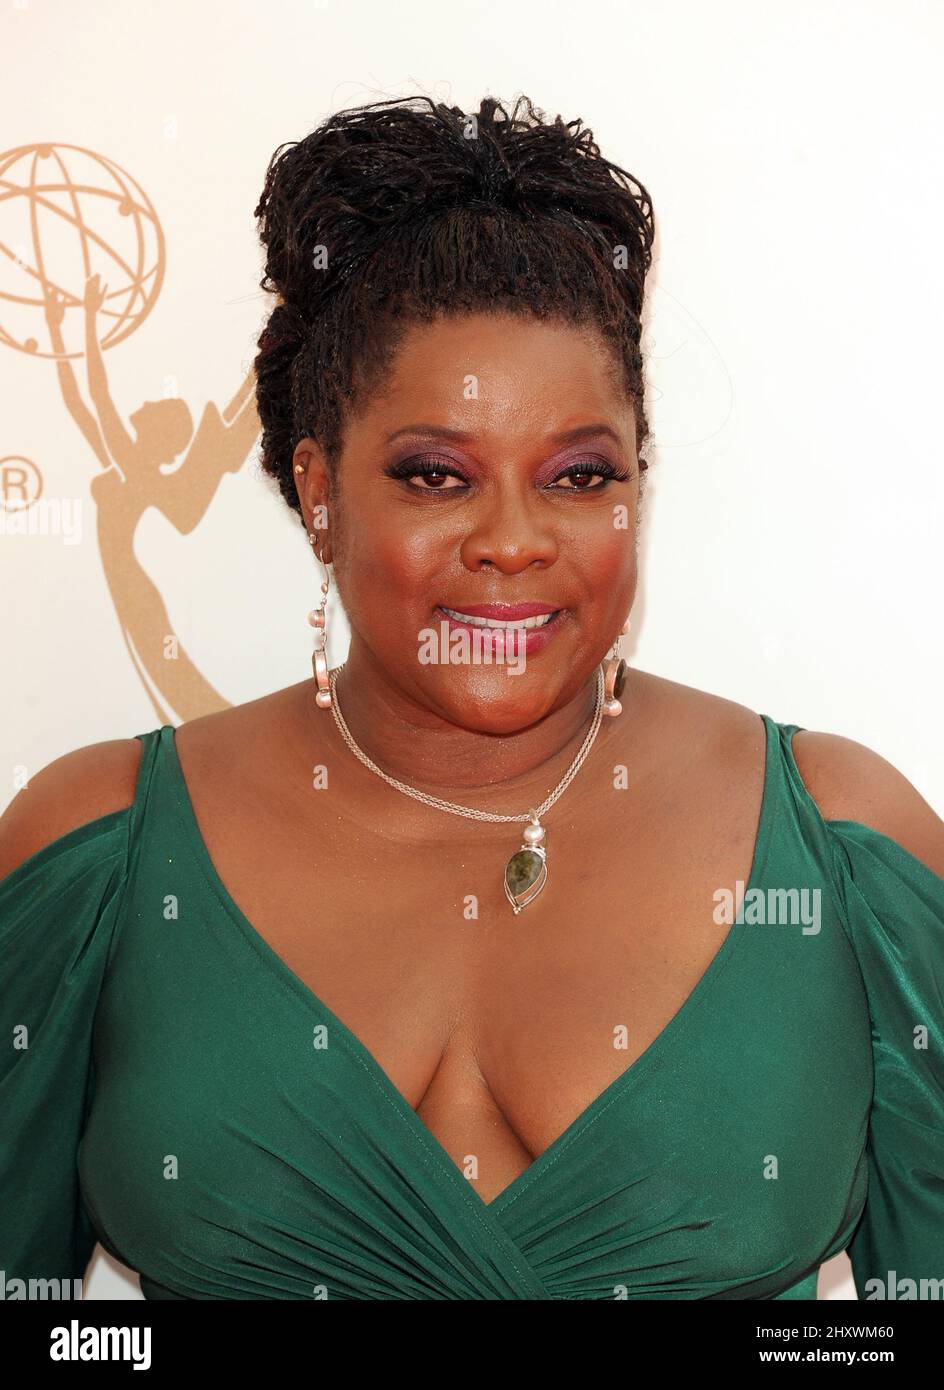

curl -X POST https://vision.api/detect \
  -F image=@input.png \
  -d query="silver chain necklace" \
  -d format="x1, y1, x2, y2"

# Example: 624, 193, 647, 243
327, 663, 606, 913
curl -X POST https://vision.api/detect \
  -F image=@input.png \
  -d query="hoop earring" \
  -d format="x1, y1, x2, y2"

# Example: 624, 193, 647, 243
307, 534, 332, 709
602, 616, 631, 717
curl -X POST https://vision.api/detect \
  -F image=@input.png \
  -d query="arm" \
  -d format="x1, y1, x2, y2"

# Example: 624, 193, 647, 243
82, 274, 135, 473
792, 727, 944, 1299
0, 739, 143, 883
0, 738, 143, 1289
42, 286, 112, 470
791, 730, 944, 878
158, 388, 260, 534
221, 367, 256, 425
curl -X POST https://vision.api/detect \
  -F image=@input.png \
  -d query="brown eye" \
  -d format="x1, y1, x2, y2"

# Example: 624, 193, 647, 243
408, 469, 464, 490
547, 456, 631, 490
553, 471, 604, 489
384, 456, 470, 492
549, 464, 612, 490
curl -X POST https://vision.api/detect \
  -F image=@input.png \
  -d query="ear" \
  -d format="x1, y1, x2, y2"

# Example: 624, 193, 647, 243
292, 438, 333, 564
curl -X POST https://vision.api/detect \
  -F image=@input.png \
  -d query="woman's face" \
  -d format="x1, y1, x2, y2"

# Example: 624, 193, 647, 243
297, 311, 640, 735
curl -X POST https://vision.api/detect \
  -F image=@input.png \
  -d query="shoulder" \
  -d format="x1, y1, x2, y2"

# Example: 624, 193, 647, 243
0, 684, 310, 886
154, 681, 319, 843
628, 671, 944, 877
627, 668, 766, 764
0, 736, 143, 883
790, 727, 944, 878
171, 680, 313, 776
624, 669, 769, 818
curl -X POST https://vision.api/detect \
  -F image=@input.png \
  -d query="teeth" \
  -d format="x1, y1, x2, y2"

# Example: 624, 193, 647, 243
440, 606, 559, 630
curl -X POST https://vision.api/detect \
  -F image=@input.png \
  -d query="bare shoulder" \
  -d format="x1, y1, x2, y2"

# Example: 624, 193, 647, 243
622, 668, 769, 846
790, 725, 944, 877
167, 681, 327, 856
629, 670, 944, 876
627, 667, 768, 767
171, 680, 313, 778
0, 683, 313, 885
0, 735, 143, 882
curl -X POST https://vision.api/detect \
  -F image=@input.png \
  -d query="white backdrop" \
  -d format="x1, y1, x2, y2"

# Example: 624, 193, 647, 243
2, 0, 941, 1300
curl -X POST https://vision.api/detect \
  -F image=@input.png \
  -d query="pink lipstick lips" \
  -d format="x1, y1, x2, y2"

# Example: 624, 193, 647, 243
434, 602, 566, 656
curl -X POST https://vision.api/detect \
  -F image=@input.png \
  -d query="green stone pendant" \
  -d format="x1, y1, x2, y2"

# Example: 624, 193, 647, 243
504, 812, 548, 913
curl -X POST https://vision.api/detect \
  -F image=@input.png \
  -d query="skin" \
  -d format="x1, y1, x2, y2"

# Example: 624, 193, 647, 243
301, 311, 639, 771
3, 311, 944, 1208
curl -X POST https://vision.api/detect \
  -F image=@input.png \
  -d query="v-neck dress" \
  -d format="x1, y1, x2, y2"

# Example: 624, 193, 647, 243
1, 714, 943, 1301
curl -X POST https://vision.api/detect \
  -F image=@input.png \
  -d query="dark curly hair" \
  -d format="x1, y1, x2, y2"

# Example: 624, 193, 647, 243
253, 94, 656, 528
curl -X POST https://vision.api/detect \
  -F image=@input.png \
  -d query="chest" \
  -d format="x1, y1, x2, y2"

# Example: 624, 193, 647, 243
178, 755, 764, 1197
84, 806, 874, 1297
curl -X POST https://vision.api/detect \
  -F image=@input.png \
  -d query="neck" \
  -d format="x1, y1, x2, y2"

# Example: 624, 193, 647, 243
310, 640, 616, 812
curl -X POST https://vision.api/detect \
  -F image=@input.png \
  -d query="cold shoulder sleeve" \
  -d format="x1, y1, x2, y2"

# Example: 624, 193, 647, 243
0, 811, 130, 1293
827, 820, 944, 1299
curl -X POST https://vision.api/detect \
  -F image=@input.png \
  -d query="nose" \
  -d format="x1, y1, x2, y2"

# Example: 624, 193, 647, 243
459, 488, 559, 573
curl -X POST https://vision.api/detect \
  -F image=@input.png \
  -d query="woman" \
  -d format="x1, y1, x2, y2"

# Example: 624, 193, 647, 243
1, 95, 942, 1302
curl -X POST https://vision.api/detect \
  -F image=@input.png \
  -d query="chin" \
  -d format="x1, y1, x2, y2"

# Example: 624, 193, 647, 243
429, 677, 564, 734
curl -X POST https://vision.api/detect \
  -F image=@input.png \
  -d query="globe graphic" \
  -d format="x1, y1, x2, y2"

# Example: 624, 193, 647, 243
0, 142, 165, 360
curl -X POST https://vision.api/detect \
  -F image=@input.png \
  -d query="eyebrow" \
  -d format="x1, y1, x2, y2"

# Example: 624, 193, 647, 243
384, 422, 623, 446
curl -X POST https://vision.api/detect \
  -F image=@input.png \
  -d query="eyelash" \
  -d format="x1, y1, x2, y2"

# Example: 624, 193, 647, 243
385, 456, 631, 493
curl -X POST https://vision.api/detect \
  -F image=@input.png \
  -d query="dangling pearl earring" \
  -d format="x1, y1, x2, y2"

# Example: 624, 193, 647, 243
307, 533, 332, 709
602, 616, 631, 717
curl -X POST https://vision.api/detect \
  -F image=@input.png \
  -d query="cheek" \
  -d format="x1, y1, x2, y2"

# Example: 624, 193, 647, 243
335, 524, 443, 619
571, 513, 637, 591
382, 528, 445, 579
601, 529, 635, 576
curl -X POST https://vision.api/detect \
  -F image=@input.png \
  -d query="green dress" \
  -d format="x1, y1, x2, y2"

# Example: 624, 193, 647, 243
1, 715, 942, 1300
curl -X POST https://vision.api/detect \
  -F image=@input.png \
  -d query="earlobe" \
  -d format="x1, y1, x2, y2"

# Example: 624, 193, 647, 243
307, 531, 333, 567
